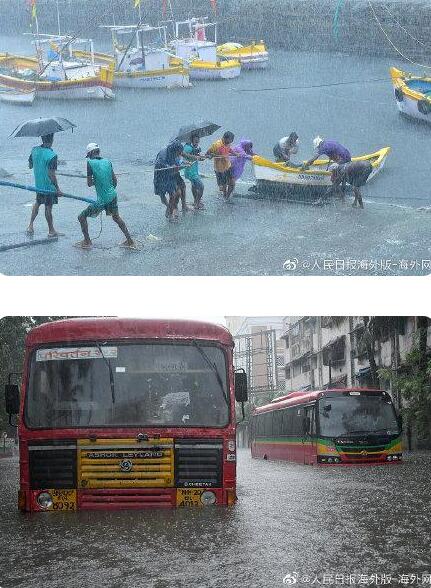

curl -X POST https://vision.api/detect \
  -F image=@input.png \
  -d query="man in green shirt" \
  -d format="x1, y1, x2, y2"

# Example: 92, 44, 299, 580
182, 132, 206, 209
76, 143, 135, 249
27, 133, 63, 237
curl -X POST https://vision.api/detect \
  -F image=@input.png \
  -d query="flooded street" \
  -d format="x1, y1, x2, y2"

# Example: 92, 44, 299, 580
1, 35, 431, 275
1, 450, 430, 588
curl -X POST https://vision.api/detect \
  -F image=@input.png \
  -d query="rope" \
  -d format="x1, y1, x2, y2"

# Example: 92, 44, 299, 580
367, 0, 431, 71
233, 77, 388, 93
0, 180, 95, 204
381, 4, 429, 51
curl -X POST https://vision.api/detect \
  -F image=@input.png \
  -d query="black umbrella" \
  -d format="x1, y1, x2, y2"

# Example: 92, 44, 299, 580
10, 117, 76, 138
174, 120, 221, 142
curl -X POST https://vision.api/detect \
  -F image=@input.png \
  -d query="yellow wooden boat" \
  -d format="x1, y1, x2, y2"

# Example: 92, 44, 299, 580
75, 25, 190, 89
169, 19, 241, 81
217, 42, 269, 69
390, 67, 431, 122
251, 147, 390, 197
0, 52, 114, 102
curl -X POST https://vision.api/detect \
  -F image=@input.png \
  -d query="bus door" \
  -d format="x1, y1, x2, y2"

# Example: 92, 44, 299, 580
303, 405, 317, 465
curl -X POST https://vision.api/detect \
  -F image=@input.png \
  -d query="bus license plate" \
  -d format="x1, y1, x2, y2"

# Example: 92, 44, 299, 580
48, 489, 77, 511
176, 488, 204, 507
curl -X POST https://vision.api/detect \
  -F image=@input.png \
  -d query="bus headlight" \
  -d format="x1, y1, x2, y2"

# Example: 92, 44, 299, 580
200, 491, 216, 506
37, 492, 53, 509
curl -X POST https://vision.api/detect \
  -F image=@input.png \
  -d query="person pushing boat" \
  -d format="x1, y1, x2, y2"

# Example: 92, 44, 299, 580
230, 139, 255, 181
302, 136, 351, 170
273, 133, 300, 166
154, 140, 185, 221
206, 131, 236, 200
182, 132, 206, 209
27, 133, 63, 238
76, 143, 135, 249
329, 160, 373, 208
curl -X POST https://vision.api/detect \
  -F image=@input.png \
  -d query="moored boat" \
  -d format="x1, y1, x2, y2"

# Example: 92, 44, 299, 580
217, 42, 269, 69
390, 67, 431, 123
0, 38, 115, 103
251, 147, 390, 198
170, 19, 241, 81
79, 24, 190, 89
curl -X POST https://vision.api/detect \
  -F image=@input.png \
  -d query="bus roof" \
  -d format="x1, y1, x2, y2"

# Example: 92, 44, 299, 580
253, 388, 385, 415
26, 318, 233, 347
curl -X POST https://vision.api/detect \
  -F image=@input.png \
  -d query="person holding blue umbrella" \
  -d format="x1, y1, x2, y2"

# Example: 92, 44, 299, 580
26, 132, 63, 238
11, 117, 76, 238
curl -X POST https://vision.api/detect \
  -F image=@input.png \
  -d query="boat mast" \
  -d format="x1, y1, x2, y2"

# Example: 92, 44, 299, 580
136, 2, 146, 70
56, 0, 61, 35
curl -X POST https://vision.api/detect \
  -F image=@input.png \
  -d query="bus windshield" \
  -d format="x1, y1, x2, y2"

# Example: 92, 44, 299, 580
25, 343, 229, 429
318, 393, 399, 437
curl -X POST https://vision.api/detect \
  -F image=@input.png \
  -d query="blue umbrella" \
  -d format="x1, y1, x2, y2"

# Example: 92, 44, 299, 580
10, 116, 76, 138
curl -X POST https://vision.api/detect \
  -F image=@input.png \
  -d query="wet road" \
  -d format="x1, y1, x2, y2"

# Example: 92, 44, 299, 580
1, 450, 430, 588
1, 36, 431, 275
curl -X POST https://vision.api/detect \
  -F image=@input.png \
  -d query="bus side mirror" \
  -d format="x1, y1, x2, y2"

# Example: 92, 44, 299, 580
234, 370, 248, 403
5, 384, 20, 415
397, 413, 403, 432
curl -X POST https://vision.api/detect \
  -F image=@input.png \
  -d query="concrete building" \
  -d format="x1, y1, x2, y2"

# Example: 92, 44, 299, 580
282, 316, 431, 449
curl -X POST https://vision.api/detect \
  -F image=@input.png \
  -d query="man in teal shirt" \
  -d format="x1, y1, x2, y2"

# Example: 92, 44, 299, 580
182, 132, 205, 209
76, 143, 135, 249
27, 133, 63, 237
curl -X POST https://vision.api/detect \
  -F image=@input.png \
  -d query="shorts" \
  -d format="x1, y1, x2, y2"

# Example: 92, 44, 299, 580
215, 168, 233, 187
80, 197, 118, 219
176, 173, 186, 192
188, 176, 204, 191
36, 193, 58, 205
154, 170, 180, 198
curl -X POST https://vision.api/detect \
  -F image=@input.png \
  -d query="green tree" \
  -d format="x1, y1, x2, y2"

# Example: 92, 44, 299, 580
378, 317, 431, 444
0, 317, 68, 434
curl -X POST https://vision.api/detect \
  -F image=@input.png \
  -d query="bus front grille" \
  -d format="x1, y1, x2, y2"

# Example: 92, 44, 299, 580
29, 445, 76, 489
79, 488, 174, 509
175, 439, 223, 488
77, 438, 174, 489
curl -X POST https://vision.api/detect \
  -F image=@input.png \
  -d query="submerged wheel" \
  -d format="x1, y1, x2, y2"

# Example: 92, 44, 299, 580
417, 99, 431, 115
394, 87, 404, 102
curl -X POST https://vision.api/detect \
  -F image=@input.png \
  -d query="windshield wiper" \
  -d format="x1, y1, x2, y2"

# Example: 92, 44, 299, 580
94, 341, 116, 404
192, 340, 228, 406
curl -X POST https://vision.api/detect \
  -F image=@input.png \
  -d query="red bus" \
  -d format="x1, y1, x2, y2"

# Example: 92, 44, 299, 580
4, 318, 248, 512
250, 388, 402, 465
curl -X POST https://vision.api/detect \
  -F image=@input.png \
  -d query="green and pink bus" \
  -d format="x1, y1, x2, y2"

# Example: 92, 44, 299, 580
250, 388, 403, 465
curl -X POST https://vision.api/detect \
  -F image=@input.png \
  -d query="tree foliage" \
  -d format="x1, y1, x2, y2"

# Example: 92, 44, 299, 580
378, 320, 431, 440
0, 317, 68, 434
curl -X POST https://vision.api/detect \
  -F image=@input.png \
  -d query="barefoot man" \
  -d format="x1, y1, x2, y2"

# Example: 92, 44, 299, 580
206, 131, 236, 200
76, 143, 135, 249
27, 133, 63, 237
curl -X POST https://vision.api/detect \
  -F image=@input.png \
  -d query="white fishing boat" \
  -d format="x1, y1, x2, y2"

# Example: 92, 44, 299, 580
75, 24, 190, 89
251, 148, 390, 197
0, 33, 115, 103
169, 18, 241, 81
217, 42, 269, 69
390, 67, 431, 123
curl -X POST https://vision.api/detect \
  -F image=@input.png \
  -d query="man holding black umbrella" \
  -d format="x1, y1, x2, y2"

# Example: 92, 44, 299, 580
27, 133, 63, 238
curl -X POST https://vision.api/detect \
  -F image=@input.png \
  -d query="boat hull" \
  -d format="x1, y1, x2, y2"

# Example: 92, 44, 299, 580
217, 43, 268, 70
251, 148, 390, 198
189, 61, 241, 80
0, 89, 35, 105
390, 67, 431, 123
0, 54, 114, 102
114, 69, 190, 89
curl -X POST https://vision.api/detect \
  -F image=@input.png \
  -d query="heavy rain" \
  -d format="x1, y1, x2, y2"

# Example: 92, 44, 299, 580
1, 450, 431, 587
1, 1, 431, 275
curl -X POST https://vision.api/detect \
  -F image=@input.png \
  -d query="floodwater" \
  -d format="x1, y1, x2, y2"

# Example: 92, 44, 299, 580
0, 450, 430, 587
1, 34, 431, 275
